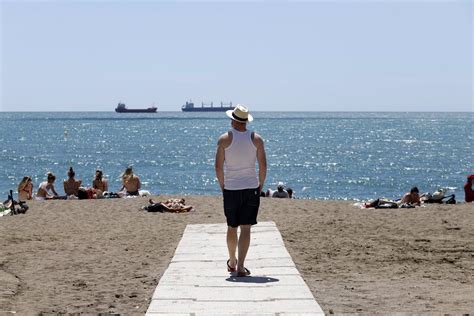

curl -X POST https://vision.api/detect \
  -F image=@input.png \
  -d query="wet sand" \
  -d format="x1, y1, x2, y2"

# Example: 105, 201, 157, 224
0, 196, 473, 314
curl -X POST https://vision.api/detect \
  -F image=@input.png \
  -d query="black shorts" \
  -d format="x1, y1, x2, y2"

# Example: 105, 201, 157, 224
223, 188, 260, 228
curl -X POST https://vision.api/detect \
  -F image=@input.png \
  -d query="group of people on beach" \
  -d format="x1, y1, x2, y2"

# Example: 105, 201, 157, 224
264, 182, 294, 198
16, 166, 142, 202
364, 175, 474, 209
7, 104, 473, 281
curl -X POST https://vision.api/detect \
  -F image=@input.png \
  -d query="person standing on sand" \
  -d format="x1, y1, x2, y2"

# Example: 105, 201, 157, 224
464, 174, 474, 203
215, 105, 267, 277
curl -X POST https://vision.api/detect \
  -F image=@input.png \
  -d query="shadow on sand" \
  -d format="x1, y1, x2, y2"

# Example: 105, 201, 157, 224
226, 276, 279, 284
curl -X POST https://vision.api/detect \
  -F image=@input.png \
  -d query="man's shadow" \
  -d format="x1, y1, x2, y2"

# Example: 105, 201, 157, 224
226, 276, 279, 283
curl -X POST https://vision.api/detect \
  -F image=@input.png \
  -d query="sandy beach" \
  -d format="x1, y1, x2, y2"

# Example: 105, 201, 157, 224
0, 196, 473, 315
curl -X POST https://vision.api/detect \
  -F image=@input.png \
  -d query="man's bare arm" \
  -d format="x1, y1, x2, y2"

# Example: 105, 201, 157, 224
254, 134, 267, 193
215, 136, 226, 192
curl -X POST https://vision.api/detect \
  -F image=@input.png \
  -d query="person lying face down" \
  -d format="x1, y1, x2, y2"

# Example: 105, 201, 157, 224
401, 186, 420, 205
144, 198, 194, 213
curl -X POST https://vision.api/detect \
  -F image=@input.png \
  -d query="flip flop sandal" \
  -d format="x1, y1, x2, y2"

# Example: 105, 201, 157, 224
227, 259, 237, 272
237, 267, 251, 277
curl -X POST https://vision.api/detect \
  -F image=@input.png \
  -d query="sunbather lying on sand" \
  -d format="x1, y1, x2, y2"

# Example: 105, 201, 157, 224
144, 198, 194, 213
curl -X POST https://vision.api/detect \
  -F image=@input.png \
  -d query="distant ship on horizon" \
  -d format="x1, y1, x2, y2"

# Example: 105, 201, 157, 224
181, 100, 233, 112
115, 102, 157, 113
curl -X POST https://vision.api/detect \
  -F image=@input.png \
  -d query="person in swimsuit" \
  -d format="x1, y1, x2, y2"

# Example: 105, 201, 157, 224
92, 169, 108, 193
146, 198, 194, 213
37, 172, 59, 199
120, 166, 141, 196
400, 186, 421, 206
18, 176, 33, 201
63, 167, 82, 197
266, 182, 290, 198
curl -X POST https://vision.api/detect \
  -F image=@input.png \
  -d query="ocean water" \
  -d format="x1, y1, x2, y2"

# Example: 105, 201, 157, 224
0, 111, 472, 201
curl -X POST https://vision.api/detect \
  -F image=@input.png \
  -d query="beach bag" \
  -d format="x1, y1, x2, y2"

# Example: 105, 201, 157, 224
444, 194, 456, 204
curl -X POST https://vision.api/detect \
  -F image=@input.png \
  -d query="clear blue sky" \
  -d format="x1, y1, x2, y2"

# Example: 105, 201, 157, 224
1, 0, 472, 112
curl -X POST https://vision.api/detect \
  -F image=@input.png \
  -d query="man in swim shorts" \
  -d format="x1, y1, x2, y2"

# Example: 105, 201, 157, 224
215, 104, 267, 277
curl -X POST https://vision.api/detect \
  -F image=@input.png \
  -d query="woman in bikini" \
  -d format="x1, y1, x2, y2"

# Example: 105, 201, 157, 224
18, 176, 33, 201
120, 166, 141, 196
63, 167, 82, 197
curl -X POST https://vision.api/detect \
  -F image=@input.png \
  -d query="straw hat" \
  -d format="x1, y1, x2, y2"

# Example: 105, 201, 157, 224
226, 104, 253, 123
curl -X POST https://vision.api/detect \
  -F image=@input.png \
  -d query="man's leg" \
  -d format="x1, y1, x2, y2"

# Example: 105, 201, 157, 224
227, 226, 238, 268
237, 224, 251, 271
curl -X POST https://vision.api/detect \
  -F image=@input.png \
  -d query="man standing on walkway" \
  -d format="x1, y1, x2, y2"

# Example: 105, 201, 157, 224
215, 104, 267, 277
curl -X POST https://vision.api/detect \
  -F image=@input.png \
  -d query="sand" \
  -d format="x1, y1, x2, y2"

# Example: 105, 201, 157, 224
0, 196, 473, 315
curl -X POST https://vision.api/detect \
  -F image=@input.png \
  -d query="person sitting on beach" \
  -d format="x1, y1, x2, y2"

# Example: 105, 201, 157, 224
464, 174, 474, 203
18, 176, 33, 202
287, 187, 294, 199
145, 198, 194, 213
37, 172, 60, 200
63, 167, 82, 197
120, 166, 141, 196
400, 186, 421, 206
92, 169, 108, 193
266, 182, 289, 198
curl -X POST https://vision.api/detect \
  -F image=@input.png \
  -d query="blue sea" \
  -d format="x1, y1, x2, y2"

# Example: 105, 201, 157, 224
0, 111, 472, 201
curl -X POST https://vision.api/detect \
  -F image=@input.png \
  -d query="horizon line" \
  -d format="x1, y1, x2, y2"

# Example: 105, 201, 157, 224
0, 110, 472, 113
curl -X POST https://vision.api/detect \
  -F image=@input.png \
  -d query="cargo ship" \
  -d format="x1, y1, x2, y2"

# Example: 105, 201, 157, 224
115, 102, 157, 113
181, 100, 233, 112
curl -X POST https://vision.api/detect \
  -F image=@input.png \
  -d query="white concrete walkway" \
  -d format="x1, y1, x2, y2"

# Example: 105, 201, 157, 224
146, 221, 324, 315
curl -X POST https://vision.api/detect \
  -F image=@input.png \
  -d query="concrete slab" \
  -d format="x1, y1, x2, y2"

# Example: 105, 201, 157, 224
146, 221, 324, 315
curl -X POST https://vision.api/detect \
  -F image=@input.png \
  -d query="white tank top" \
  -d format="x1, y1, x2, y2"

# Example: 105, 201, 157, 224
224, 128, 258, 190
